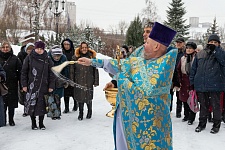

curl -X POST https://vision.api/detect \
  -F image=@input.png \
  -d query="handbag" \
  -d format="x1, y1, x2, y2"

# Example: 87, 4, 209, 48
44, 94, 61, 118
0, 82, 8, 96
187, 90, 199, 113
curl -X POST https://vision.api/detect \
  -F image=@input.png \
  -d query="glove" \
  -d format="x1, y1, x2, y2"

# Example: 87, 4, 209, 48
206, 44, 216, 51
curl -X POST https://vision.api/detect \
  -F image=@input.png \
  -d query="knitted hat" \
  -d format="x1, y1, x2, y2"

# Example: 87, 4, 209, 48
186, 42, 197, 49
122, 45, 129, 53
25, 43, 34, 52
34, 41, 45, 50
51, 45, 63, 55
149, 22, 177, 47
208, 34, 220, 43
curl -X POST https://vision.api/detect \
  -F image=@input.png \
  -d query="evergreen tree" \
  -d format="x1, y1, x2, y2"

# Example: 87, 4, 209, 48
125, 15, 143, 47
202, 17, 219, 46
164, 0, 190, 43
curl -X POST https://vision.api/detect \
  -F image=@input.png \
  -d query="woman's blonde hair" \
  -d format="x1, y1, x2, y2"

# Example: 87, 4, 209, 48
1, 41, 11, 48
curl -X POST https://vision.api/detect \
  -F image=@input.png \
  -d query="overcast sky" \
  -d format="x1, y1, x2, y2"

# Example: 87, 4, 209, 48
71, 0, 225, 30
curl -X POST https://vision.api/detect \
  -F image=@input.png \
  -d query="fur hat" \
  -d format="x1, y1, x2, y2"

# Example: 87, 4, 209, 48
175, 37, 185, 43
208, 34, 220, 43
25, 43, 34, 52
34, 41, 45, 50
51, 45, 63, 55
186, 42, 197, 49
149, 22, 177, 47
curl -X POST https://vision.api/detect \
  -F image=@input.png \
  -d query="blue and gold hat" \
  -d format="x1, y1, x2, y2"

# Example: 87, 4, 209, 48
149, 22, 177, 47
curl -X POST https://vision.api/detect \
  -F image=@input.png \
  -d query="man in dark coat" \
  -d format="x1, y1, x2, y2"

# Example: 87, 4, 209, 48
171, 37, 185, 117
21, 41, 55, 130
190, 34, 225, 134
61, 38, 78, 113
0, 41, 22, 126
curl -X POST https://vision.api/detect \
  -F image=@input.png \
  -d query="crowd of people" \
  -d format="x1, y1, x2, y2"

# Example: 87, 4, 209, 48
0, 40, 99, 130
0, 21, 225, 150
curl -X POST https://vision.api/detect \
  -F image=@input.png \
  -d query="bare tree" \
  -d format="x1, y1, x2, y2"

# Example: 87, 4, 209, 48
118, 20, 128, 35
141, 0, 159, 22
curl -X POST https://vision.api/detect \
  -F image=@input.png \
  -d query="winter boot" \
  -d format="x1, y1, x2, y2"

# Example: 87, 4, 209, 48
86, 101, 92, 119
195, 120, 207, 132
222, 112, 225, 123
8, 108, 15, 126
39, 115, 46, 130
210, 120, 221, 134
63, 97, 69, 113
72, 100, 78, 111
30, 116, 38, 130
78, 103, 84, 121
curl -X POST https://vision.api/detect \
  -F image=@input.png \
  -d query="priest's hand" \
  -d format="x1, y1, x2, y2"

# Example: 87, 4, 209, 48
103, 81, 115, 91
77, 57, 92, 66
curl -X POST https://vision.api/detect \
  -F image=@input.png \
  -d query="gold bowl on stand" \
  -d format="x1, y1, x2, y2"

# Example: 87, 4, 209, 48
104, 88, 118, 118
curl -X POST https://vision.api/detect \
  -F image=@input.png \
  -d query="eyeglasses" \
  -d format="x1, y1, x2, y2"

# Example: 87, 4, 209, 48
2, 46, 9, 49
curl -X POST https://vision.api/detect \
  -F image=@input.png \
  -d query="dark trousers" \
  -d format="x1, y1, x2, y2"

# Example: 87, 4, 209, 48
64, 97, 77, 109
4, 105, 15, 124
170, 89, 182, 113
183, 102, 196, 121
197, 92, 222, 125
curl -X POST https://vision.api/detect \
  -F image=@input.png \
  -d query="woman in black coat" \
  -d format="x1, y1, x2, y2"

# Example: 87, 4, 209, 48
0, 41, 22, 126
0, 64, 6, 127
72, 42, 99, 120
61, 38, 78, 113
21, 41, 55, 130
17, 43, 35, 117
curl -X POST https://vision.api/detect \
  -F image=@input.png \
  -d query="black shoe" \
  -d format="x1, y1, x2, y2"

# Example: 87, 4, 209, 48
56, 117, 61, 120
72, 105, 78, 111
182, 117, 188, 122
52, 117, 57, 120
32, 124, 38, 130
176, 113, 181, 118
210, 127, 219, 134
39, 124, 46, 130
86, 112, 92, 119
195, 126, 205, 132
78, 112, 83, 121
9, 121, 15, 126
63, 108, 69, 113
188, 120, 193, 125
222, 114, 225, 123
78, 115, 83, 121
22, 113, 28, 117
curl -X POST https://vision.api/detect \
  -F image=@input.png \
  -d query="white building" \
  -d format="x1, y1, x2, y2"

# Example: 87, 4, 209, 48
65, 0, 76, 26
188, 17, 212, 40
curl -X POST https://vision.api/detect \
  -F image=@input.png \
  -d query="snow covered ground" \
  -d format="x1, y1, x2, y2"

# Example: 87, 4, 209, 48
0, 47, 225, 150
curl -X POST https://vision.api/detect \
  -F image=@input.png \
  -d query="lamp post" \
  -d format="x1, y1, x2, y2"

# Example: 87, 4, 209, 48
49, 0, 65, 42
32, 0, 41, 41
